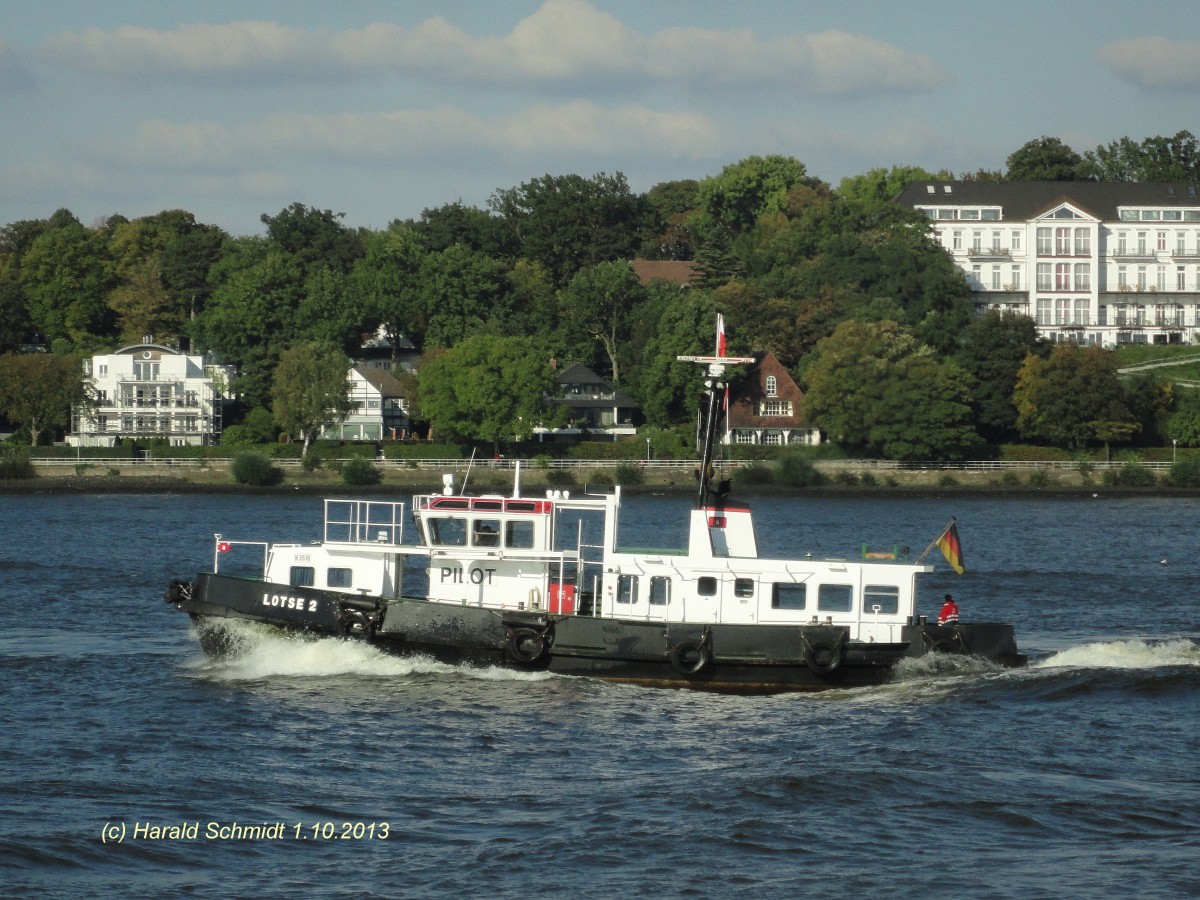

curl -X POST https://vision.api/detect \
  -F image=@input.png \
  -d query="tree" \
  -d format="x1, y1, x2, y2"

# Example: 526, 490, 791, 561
695, 155, 813, 238
261, 203, 364, 275
1082, 131, 1200, 182
953, 310, 1044, 443
350, 225, 428, 355
559, 261, 646, 384
837, 165, 953, 207
489, 172, 652, 285
419, 244, 511, 348
628, 288, 717, 426
1013, 343, 1135, 449
1005, 136, 1085, 181
270, 342, 352, 456
19, 221, 115, 351
0, 352, 88, 445
414, 334, 564, 454
802, 321, 979, 460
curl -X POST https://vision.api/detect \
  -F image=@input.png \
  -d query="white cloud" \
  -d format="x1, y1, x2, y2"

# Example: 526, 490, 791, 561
1098, 37, 1200, 89
41, 0, 942, 96
88, 102, 726, 171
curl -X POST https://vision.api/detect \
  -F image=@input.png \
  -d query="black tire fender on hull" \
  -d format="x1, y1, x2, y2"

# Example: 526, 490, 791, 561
667, 628, 712, 676
506, 626, 549, 665
801, 629, 846, 677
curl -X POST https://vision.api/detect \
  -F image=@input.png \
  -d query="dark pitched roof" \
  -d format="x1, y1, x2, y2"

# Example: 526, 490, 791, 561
354, 364, 406, 396
895, 181, 1200, 221
555, 363, 638, 409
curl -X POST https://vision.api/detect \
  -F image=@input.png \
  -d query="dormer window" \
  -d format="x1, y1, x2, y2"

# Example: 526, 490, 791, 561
765, 375, 777, 397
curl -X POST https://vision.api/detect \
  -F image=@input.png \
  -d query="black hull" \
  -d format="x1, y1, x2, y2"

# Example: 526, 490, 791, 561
168, 574, 1025, 693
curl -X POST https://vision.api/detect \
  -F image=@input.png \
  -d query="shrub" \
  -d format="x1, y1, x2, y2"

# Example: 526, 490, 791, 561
232, 452, 282, 486
341, 457, 381, 486
0, 446, 35, 479
546, 469, 575, 486
937, 474, 958, 487
834, 470, 859, 486
735, 463, 774, 485
614, 462, 644, 485
1168, 457, 1200, 488
1000, 471, 1020, 486
859, 472, 877, 487
1027, 470, 1053, 488
588, 470, 614, 487
776, 450, 825, 487
1106, 462, 1157, 487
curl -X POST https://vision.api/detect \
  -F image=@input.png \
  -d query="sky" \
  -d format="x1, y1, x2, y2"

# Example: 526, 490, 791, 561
1, 0, 1198, 237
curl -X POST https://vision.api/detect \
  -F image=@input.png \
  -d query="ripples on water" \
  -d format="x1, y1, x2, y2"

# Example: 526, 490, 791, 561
2, 493, 1199, 898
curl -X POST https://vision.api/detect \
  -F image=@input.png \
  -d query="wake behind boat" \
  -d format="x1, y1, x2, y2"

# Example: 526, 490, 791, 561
165, 326, 1025, 692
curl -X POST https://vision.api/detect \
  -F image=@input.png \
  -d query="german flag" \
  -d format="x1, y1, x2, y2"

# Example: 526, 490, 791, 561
936, 521, 965, 574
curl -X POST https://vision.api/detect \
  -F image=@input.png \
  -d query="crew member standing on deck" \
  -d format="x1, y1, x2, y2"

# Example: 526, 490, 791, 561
938, 593, 959, 626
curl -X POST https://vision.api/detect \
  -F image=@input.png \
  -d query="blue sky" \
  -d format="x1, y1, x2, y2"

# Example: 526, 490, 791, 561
1, 0, 1198, 236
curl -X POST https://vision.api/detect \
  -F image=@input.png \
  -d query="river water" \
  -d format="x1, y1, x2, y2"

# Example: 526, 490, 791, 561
1, 491, 1198, 898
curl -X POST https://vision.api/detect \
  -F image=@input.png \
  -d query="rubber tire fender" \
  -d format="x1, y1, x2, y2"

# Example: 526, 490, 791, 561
804, 640, 843, 674
669, 640, 710, 675
507, 627, 546, 664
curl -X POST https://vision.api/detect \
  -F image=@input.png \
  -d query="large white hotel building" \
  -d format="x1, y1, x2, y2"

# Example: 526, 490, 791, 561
895, 181, 1200, 347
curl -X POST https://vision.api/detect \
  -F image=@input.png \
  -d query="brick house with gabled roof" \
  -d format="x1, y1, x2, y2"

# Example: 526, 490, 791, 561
724, 351, 819, 446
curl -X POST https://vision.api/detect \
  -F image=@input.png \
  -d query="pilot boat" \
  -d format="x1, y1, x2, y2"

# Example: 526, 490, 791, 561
165, 331, 1024, 692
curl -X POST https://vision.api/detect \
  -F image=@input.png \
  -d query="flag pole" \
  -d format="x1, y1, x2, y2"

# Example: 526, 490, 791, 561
915, 517, 956, 564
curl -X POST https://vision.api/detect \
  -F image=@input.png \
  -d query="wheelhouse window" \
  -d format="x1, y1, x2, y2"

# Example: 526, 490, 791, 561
617, 574, 638, 604
428, 517, 466, 546
817, 584, 852, 612
864, 584, 899, 615
290, 566, 315, 587
697, 576, 718, 596
471, 519, 500, 547
327, 568, 353, 588
772, 583, 806, 610
505, 520, 534, 549
649, 576, 671, 606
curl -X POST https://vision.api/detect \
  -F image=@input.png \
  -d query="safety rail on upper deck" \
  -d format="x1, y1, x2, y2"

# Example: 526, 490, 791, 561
323, 499, 407, 546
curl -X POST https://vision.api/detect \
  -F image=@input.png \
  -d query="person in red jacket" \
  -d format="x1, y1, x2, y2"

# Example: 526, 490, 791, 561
937, 593, 959, 626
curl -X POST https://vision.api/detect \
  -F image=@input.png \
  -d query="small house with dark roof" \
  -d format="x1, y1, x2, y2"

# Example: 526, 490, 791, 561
321, 364, 410, 441
536, 363, 640, 441
724, 351, 819, 447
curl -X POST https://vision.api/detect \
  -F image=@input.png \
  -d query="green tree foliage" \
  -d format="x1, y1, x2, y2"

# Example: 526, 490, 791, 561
411, 201, 515, 257
1166, 390, 1200, 446
490, 172, 652, 285
695, 155, 812, 238
559, 261, 646, 384
261, 203, 363, 275
0, 352, 88, 445
953, 310, 1044, 443
19, 220, 115, 351
231, 451, 282, 486
802, 321, 978, 460
270, 342, 352, 456
627, 287, 717, 426
1014, 343, 1136, 449
414, 335, 564, 454
419, 244, 511, 348
836, 165, 953, 207
350, 224, 428, 354
1005, 136, 1085, 181
641, 179, 700, 260
1081, 130, 1200, 182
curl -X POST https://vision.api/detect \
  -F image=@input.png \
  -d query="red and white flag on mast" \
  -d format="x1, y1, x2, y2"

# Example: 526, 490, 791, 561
716, 314, 727, 358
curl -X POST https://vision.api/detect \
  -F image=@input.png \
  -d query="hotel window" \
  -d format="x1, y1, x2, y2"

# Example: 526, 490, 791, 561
952, 230, 962, 250
992, 231, 1001, 251
1056, 298, 1071, 325
1037, 227, 1052, 254
992, 267, 1000, 289
765, 375, 777, 397
1074, 299, 1089, 325
1138, 232, 1148, 255
1118, 266, 1127, 288
972, 232, 982, 252
1056, 227, 1072, 255
1074, 264, 1090, 291
1074, 228, 1090, 255
1036, 298, 1052, 324
972, 265, 982, 286
1037, 263, 1052, 290
1158, 267, 1167, 291
1117, 233, 1128, 255
1055, 263, 1071, 290
1158, 232, 1167, 251
1179, 267, 1187, 291
1010, 267, 1021, 289
1138, 267, 1147, 290
1178, 234, 1187, 254
1011, 231, 1022, 251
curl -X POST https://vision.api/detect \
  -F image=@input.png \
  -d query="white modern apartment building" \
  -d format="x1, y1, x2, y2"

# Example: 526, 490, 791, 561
70, 340, 235, 447
896, 181, 1200, 346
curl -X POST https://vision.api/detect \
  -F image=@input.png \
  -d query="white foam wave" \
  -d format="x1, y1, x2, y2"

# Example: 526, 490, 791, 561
186, 619, 557, 685
1035, 638, 1200, 670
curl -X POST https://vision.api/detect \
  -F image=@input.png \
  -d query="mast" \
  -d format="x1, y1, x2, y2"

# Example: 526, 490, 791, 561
678, 316, 754, 508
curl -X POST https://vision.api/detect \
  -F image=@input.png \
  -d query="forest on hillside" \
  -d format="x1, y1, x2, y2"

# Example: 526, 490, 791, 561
4, 131, 1200, 460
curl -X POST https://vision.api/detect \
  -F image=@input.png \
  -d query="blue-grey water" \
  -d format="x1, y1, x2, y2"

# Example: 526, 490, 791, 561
2, 491, 1198, 898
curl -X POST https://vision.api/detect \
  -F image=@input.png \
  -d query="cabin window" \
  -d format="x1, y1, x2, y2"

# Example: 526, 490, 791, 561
864, 584, 900, 615
649, 576, 671, 606
772, 583, 806, 610
327, 568, 353, 588
734, 577, 755, 598
472, 519, 500, 547
697, 576, 718, 596
817, 584, 853, 613
290, 566, 314, 587
505, 520, 534, 549
617, 574, 638, 604
428, 517, 467, 546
